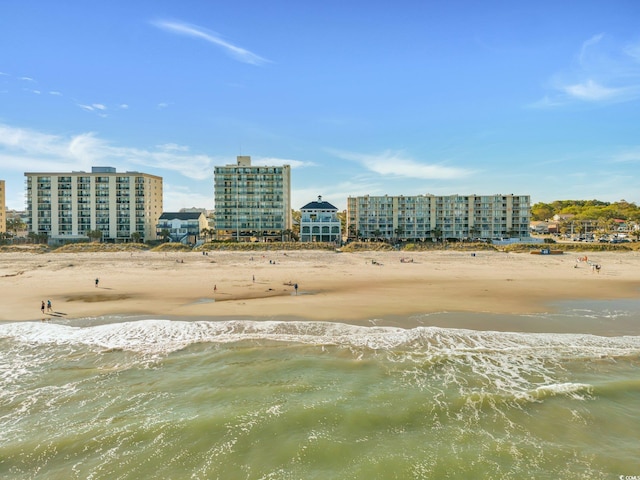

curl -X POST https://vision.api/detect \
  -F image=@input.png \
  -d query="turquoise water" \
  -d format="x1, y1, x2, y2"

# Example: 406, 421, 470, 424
1, 307, 640, 479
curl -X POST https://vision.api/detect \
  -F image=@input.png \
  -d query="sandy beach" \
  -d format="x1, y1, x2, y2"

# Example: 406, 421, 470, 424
1, 249, 639, 329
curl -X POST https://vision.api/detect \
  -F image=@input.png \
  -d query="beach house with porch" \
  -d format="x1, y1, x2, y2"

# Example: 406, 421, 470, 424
300, 195, 342, 243
156, 211, 208, 244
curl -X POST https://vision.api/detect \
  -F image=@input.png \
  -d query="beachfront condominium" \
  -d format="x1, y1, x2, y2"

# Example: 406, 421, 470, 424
0, 180, 5, 233
347, 194, 530, 242
214, 156, 291, 241
25, 167, 163, 244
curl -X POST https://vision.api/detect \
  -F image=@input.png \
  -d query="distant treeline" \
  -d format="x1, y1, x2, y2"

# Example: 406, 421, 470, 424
531, 200, 640, 222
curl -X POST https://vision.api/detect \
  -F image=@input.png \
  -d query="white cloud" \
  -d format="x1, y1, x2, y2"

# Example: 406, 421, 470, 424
0, 123, 216, 180
611, 147, 640, 163
158, 143, 190, 152
49, 91, 62, 96
625, 41, 640, 62
535, 34, 640, 107
119, 103, 129, 109
251, 156, 316, 169
562, 79, 622, 101
579, 33, 604, 64
163, 184, 214, 211
68, 132, 106, 163
292, 179, 379, 211
152, 19, 270, 66
20, 76, 35, 82
77, 102, 110, 117
330, 149, 474, 180
157, 102, 169, 109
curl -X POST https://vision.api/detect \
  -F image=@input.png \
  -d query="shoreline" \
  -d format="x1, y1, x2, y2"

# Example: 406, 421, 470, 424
1, 250, 639, 332
9, 299, 640, 336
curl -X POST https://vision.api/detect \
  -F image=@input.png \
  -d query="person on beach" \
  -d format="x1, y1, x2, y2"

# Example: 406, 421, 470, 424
41, 301, 45, 314
294, 283, 298, 295
95, 278, 99, 287
47, 300, 52, 312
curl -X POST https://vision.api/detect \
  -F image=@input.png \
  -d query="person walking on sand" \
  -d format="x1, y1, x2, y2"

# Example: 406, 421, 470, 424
47, 299, 52, 312
95, 278, 99, 288
41, 301, 45, 315
294, 283, 298, 295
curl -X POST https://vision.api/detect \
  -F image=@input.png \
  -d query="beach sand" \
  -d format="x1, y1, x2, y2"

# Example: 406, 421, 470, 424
1, 249, 639, 330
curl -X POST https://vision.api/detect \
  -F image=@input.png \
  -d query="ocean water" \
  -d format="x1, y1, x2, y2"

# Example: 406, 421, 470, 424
1, 305, 640, 479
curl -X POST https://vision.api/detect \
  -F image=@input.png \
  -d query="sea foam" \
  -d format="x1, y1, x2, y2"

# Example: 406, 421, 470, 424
1, 318, 639, 357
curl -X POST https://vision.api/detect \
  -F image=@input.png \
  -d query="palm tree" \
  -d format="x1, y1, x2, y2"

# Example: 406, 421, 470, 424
0, 231, 12, 244
87, 230, 103, 243
394, 226, 405, 243
36, 232, 49, 245
160, 229, 171, 242
430, 227, 442, 243
282, 229, 294, 242
6, 217, 26, 236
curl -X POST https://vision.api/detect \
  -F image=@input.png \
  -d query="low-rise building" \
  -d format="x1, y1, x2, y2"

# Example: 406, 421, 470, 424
156, 212, 208, 244
530, 221, 550, 234
300, 195, 341, 243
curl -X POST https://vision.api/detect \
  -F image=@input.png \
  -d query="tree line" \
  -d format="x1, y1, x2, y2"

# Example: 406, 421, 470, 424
531, 200, 640, 223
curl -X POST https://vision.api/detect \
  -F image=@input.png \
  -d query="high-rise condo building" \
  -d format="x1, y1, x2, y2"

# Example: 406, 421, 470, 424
347, 194, 530, 241
25, 167, 163, 243
214, 156, 291, 241
0, 180, 5, 233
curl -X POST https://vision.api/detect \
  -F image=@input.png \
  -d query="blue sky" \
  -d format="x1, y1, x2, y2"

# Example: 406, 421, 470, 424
1, 0, 640, 212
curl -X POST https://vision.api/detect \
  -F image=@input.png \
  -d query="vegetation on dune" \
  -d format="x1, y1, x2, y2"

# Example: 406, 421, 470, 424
340, 242, 396, 252
150, 243, 193, 252
0, 244, 50, 253
502, 242, 638, 253
197, 241, 337, 252
53, 243, 149, 253
1, 240, 637, 254
400, 242, 498, 252
1, 239, 637, 254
